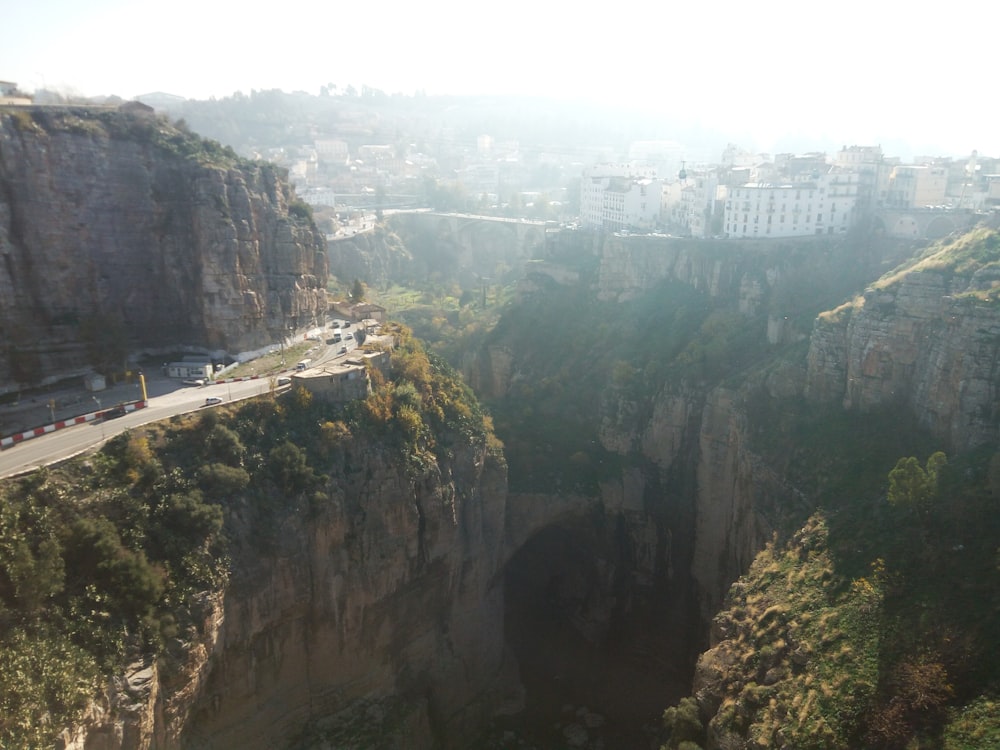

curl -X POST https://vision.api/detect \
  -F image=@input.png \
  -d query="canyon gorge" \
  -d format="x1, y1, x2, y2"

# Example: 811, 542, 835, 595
1, 106, 998, 748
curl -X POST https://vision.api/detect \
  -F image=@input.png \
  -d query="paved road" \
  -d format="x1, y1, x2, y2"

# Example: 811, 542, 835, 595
0, 378, 278, 479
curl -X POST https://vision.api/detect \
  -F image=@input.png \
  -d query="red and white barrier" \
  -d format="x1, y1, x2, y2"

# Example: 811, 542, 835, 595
210, 374, 263, 384
1, 401, 146, 449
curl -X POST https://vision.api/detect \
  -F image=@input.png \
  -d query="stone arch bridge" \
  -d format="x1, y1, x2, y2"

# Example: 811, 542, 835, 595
874, 208, 980, 240
389, 211, 552, 271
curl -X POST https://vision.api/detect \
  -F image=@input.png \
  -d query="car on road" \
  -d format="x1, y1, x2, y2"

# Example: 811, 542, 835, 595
182, 379, 205, 386
339, 346, 348, 354
204, 396, 223, 406
103, 404, 127, 419
277, 376, 291, 386
345, 333, 354, 340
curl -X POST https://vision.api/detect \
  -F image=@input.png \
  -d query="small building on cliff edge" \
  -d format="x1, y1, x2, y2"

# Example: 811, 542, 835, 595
291, 350, 389, 403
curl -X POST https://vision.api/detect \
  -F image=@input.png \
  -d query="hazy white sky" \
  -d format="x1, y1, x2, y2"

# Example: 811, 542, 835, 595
4, 0, 998, 158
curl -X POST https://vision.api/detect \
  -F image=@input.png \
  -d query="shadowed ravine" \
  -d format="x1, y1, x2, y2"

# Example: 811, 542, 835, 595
498, 518, 696, 747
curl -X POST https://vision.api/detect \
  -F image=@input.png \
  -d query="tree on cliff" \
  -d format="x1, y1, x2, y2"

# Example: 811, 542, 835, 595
887, 451, 947, 512
350, 278, 366, 302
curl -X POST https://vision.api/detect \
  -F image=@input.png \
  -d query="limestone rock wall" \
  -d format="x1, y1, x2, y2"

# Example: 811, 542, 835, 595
63, 438, 509, 750
181, 441, 510, 749
688, 388, 803, 619
805, 253, 1000, 453
326, 227, 412, 290
0, 107, 327, 384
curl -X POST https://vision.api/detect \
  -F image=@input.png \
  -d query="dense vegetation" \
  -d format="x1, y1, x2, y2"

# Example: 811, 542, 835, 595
0, 325, 495, 747
661, 447, 1000, 750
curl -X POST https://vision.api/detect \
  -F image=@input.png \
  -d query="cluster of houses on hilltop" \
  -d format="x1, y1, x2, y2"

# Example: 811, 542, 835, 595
579, 145, 1000, 240
6, 80, 995, 241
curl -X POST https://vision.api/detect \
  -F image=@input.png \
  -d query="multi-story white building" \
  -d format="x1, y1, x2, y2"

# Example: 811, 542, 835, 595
834, 145, 885, 213
580, 163, 661, 230
723, 171, 859, 238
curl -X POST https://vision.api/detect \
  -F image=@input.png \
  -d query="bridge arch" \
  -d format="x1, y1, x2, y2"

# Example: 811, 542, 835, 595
925, 214, 958, 239
436, 217, 455, 241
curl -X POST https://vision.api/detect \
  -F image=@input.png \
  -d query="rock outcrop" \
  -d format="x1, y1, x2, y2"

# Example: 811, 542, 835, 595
0, 106, 328, 386
805, 226, 1000, 452
326, 227, 412, 290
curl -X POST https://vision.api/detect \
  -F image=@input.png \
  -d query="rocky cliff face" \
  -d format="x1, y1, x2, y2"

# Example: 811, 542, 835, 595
479, 227, 1000, 631
0, 106, 327, 386
326, 227, 412, 290
805, 225, 1000, 453
182, 442, 511, 749
62, 436, 511, 750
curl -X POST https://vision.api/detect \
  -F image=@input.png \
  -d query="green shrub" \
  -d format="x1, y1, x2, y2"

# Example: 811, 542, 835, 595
0, 626, 99, 748
203, 424, 246, 467
268, 440, 317, 494
197, 462, 250, 497
663, 697, 704, 749
288, 198, 313, 222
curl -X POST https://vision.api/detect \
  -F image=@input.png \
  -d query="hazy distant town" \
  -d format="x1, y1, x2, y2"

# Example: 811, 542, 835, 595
3, 81, 995, 243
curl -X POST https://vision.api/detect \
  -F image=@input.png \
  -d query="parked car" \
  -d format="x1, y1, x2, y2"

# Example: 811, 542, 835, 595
204, 396, 223, 406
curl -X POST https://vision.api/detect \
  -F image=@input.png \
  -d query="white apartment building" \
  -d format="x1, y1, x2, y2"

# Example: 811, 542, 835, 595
723, 171, 859, 238
834, 145, 885, 212
580, 163, 661, 230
